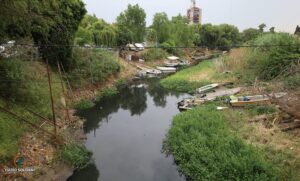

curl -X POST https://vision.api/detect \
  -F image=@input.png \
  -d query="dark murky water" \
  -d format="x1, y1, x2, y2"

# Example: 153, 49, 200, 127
68, 80, 187, 181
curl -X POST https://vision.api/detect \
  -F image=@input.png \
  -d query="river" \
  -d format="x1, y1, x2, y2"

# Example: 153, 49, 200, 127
68, 80, 188, 181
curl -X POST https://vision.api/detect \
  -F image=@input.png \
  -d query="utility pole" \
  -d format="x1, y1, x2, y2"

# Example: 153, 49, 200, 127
46, 59, 57, 136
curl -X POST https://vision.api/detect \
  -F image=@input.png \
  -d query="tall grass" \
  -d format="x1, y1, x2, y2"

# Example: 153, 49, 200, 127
164, 105, 279, 180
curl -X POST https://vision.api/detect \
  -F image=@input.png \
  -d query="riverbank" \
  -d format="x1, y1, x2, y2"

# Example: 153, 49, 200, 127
162, 46, 300, 179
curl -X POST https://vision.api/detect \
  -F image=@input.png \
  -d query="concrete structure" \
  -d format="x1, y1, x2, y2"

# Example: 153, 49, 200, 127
187, 0, 202, 25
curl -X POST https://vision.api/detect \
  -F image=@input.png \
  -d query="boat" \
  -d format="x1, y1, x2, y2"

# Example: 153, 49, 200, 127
197, 83, 219, 94
156, 66, 177, 73
203, 88, 241, 101
145, 69, 162, 75
164, 60, 179, 67
177, 97, 206, 111
229, 92, 287, 107
178, 60, 190, 66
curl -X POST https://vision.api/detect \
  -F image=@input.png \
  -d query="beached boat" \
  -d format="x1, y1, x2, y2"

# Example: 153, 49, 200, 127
156, 66, 177, 73
164, 61, 179, 67
145, 69, 162, 75
230, 92, 287, 107
197, 83, 219, 94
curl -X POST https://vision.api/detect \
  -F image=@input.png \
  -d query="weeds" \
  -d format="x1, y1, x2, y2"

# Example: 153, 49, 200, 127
60, 143, 92, 170
73, 100, 95, 110
164, 105, 279, 180
96, 87, 119, 101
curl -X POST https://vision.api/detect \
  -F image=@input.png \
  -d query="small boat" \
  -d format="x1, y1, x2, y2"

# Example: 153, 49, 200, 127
164, 60, 179, 67
167, 56, 180, 61
178, 60, 190, 66
145, 69, 162, 75
197, 84, 219, 94
156, 66, 177, 73
229, 92, 287, 107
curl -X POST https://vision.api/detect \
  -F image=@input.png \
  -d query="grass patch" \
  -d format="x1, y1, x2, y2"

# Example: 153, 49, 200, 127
59, 143, 92, 170
284, 73, 300, 90
73, 100, 95, 110
245, 105, 278, 116
96, 86, 119, 101
0, 59, 63, 161
160, 60, 216, 93
164, 105, 281, 180
115, 78, 129, 91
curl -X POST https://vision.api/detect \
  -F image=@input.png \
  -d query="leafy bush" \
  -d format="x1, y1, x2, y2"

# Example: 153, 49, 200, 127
73, 100, 95, 110
140, 48, 167, 61
115, 78, 128, 90
68, 48, 120, 87
61, 144, 92, 170
164, 105, 279, 180
96, 87, 119, 101
245, 33, 300, 81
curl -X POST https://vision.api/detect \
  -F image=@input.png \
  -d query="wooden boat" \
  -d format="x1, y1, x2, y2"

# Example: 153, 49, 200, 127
197, 83, 219, 94
230, 92, 287, 107
156, 66, 177, 73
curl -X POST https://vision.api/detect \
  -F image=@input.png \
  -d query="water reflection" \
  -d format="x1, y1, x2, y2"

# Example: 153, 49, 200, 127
70, 80, 187, 181
67, 163, 99, 181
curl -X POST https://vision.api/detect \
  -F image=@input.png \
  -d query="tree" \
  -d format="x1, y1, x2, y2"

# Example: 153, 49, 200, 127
151, 13, 170, 43
242, 28, 261, 42
217, 24, 240, 50
116, 4, 146, 45
269, 27, 275, 33
258, 23, 267, 32
295, 25, 300, 36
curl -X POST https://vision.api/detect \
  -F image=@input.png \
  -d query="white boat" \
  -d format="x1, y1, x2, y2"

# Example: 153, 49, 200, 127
167, 56, 179, 61
178, 60, 190, 66
156, 66, 177, 73
197, 83, 219, 94
145, 69, 162, 75
164, 60, 179, 67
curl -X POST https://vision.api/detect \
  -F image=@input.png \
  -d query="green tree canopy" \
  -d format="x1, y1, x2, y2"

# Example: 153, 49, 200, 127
116, 4, 146, 45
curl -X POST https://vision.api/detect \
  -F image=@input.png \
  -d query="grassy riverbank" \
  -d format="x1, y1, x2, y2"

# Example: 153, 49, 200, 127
163, 33, 300, 180
160, 59, 234, 93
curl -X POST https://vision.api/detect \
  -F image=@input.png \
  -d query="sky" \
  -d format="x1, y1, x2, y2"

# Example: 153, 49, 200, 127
82, 0, 299, 33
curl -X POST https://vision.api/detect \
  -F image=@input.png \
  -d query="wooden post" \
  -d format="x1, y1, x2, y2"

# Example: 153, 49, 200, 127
46, 59, 57, 136
57, 61, 71, 123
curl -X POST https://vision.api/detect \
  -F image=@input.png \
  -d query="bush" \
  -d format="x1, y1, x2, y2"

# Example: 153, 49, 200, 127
115, 78, 128, 90
164, 105, 278, 180
73, 100, 95, 110
246, 105, 277, 115
60, 144, 92, 170
245, 33, 300, 81
96, 87, 119, 101
68, 48, 120, 87
140, 48, 167, 61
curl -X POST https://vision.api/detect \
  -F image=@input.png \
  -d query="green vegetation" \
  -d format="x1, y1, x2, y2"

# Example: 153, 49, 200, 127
140, 48, 168, 61
67, 48, 120, 87
0, 59, 63, 161
115, 78, 129, 90
0, 0, 86, 69
164, 105, 278, 180
246, 105, 278, 116
116, 4, 146, 45
73, 100, 95, 110
60, 143, 92, 169
75, 15, 117, 47
160, 60, 215, 93
96, 87, 119, 101
284, 73, 300, 90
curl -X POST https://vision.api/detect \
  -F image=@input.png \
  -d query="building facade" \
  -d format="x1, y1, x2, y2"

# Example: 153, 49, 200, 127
187, 0, 202, 25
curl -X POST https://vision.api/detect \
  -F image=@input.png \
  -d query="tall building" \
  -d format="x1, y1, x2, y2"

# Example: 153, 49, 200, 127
187, 0, 202, 25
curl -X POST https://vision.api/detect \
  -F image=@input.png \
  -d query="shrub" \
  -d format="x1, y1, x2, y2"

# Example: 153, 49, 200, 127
284, 73, 300, 90
164, 105, 278, 180
246, 105, 278, 115
96, 87, 119, 101
73, 100, 95, 110
68, 48, 120, 87
115, 78, 128, 90
60, 144, 92, 170
245, 33, 300, 81
140, 48, 167, 61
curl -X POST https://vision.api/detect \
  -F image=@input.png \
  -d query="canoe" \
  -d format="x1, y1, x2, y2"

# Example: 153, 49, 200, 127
197, 83, 219, 94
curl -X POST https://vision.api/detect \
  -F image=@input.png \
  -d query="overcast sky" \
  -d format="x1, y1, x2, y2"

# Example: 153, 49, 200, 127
82, 0, 299, 33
